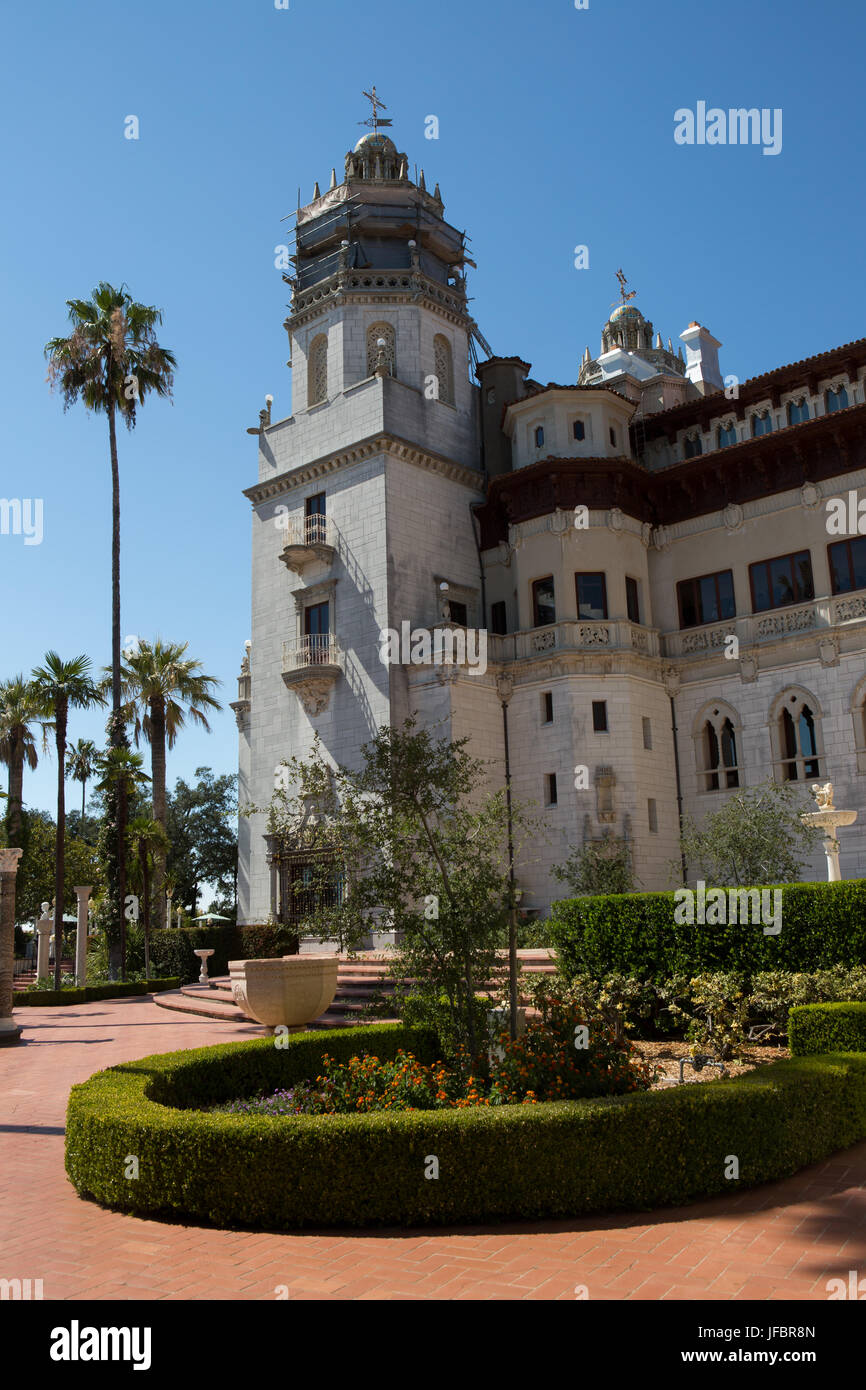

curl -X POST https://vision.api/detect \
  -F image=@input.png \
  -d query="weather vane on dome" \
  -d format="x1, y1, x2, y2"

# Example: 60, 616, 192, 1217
359, 86, 393, 135
613, 268, 637, 307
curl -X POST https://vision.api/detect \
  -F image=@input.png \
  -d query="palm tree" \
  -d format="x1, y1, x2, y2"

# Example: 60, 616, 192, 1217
45, 283, 176, 958
66, 737, 98, 833
128, 816, 170, 977
120, 639, 221, 928
30, 655, 105, 989
0, 677, 43, 847
94, 747, 151, 977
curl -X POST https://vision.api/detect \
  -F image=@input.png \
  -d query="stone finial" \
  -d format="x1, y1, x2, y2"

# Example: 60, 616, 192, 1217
433, 183, 442, 201
313, 181, 321, 199
418, 169, 426, 191
398, 157, 408, 179
329, 168, 337, 190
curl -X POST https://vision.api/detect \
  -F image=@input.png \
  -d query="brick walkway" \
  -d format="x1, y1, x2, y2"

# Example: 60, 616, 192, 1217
1, 997, 864, 1301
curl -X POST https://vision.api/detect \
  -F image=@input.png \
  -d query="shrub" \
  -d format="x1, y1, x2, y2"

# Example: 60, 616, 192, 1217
65, 1023, 866, 1229
489, 996, 655, 1100
789, 1002, 866, 1056
548, 879, 866, 981
15, 978, 180, 1007
676, 973, 750, 1061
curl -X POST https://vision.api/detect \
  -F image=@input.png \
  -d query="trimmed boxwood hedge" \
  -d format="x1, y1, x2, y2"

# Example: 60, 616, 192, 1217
149, 924, 294, 984
789, 1002, 866, 1056
65, 1022, 866, 1230
549, 878, 866, 981
17, 978, 181, 1007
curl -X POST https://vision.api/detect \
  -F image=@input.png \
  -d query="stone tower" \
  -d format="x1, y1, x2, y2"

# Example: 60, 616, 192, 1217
236, 123, 487, 927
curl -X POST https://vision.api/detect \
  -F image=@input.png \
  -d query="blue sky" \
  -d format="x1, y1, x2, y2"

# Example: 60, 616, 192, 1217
1, 0, 864, 819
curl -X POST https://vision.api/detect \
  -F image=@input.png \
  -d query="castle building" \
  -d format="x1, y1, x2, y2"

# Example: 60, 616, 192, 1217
235, 117, 866, 927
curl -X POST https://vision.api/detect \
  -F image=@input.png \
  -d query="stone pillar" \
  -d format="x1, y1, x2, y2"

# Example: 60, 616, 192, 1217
823, 832, 842, 883
0, 848, 24, 1045
36, 903, 52, 980
74, 886, 92, 986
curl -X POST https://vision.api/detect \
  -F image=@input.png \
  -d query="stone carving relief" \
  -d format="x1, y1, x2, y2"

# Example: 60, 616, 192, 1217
607, 507, 624, 534
293, 678, 335, 717
756, 607, 815, 639
578, 625, 611, 647
835, 596, 866, 623
818, 635, 839, 668
682, 625, 728, 654
532, 630, 557, 653
723, 502, 744, 532
800, 481, 822, 510
739, 651, 758, 683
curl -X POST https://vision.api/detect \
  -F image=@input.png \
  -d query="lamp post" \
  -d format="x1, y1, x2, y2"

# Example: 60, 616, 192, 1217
0, 848, 24, 1045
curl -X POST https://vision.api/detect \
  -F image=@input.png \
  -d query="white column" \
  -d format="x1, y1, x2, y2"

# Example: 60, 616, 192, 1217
74, 886, 92, 986
823, 832, 842, 883
0, 847, 24, 1045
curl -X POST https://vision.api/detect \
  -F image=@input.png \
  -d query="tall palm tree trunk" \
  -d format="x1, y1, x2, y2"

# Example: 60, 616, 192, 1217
107, 396, 128, 976
150, 696, 167, 930
7, 735, 24, 847
141, 843, 152, 978
53, 700, 68, 991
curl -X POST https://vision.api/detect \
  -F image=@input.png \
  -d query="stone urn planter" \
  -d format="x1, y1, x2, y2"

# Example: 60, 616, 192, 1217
229, 955, 339, 1033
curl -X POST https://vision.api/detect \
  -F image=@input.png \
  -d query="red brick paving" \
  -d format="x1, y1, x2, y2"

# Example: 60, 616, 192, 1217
1, 996, 865, 1301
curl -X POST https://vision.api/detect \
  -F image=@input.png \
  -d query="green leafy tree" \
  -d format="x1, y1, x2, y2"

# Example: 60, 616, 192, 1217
0, 677, 44, 847
45, 283, 176, 958
264, 722, 525, 1062
553, 834, 635, 896
166, 768, 238, 919
14, 811, 102, 927
120, 638, 221, 927
679, 780, 822, 887
66, 738, 98, 830
29, 654, 105, 986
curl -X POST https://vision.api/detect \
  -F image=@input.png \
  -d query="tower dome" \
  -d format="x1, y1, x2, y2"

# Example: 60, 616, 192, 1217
602, 299, 652, 353
354, 131, 398, 155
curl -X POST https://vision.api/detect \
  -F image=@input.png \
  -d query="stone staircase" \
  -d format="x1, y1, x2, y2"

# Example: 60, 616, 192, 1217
152, 949, 557, 1032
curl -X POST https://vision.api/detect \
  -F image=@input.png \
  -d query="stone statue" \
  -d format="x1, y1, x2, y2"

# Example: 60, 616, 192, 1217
811, 782, 835, 810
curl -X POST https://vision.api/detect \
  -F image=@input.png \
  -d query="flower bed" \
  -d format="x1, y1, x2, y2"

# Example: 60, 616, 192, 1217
65, 1021, 866, 1230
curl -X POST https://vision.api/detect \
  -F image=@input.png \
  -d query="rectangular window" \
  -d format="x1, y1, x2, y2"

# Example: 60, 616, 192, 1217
534, 426, 545, 447
647, 798, 658, 833
592, 700, 608, 733
609, 426, 617, 447
829, 538, 866, 595
304, 601, 330, 662
575, 572, 608, 620
626, 576, 641, 624
749, 550, 814, 613
826, 386, 849, 413
684, 434, 703, 459
573, 419, 586, 441
542, 692, 554, 724
532, 577, 556, 627
751, 411, 774, 437
787, 399, 810, 426
677, 570, 736, 629
717, 424, 738, 448
642, 717, 653, 750
545, 773, 558, 806
490, 600, 507, 635
448, 600, 468, 626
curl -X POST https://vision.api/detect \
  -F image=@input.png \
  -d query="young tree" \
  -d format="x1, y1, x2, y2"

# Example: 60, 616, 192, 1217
553, 834, 635, 897
30, 654, 105, 987
266, 723, 523, 1062
13, 812, 101, 926
166, 769, 237, 919
127, 815, 170, 977
94, 747, 151, 976
679, 780, 822, 886
45, 284, 176, 958
0, 677, 43, 847
120, 639, 221, 927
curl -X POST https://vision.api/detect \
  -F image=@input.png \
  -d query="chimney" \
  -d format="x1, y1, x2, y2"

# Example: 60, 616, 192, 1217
679, 321, 723, 394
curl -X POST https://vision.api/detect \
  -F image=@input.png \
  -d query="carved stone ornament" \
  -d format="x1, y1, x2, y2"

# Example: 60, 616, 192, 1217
800, 480, 821, 510
661, 665, 680, 697
739, 651, 759, 683
640, 521, 653, 548
496, 673, 514, 705
607, 506, 624, 534
293, 678, 334, 716
818, 635, 839, 668
653, 525, 671, 552
230, 699, 251, 731
723, 502, 744, 532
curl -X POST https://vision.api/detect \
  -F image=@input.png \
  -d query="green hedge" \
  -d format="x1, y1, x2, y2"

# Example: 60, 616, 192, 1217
148, 924, 294, 984
65, 1022, 866, 1230
789, 1002, 866, 1056
549, 879, 866, 981
17, 978, 181, 1007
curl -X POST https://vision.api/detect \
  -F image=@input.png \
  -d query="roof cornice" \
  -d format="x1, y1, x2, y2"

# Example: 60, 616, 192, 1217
243, 432, 485, 505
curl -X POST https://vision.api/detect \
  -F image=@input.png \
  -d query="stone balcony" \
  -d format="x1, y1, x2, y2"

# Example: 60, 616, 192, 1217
281, 636, 342, 715
487, 619, 660, 664
278, 516, 338, 574
660, 590, 866, 661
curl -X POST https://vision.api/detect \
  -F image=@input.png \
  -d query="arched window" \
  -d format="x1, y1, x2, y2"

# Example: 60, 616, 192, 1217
787, 398, 810, 426
717, 421, 738, 448
826, 384, 849, 414
534, 425, 545, 448
366, 322, 396, 378
751, 409, 774, 438
307, 334, 328, 406
771, 688, 823, 782
694, 702, 741, 792
433, 334, 454, 405
684, 432, 703, 459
